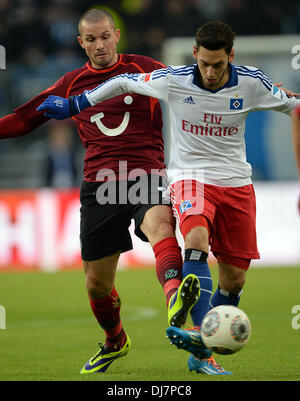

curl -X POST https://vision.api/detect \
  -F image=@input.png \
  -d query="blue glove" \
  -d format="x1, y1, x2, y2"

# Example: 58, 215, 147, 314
36, 93, 91, 120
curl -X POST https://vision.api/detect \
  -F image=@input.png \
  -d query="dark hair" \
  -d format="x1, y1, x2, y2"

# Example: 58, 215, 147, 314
195, 21, 235, 54
78, 8, 116, 35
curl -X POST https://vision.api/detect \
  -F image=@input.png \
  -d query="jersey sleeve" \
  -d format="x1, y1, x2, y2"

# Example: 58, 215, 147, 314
14, 74, 70, 130
85, 68, 170, 106
0, 113, 32, 139
253, 76, 300, 115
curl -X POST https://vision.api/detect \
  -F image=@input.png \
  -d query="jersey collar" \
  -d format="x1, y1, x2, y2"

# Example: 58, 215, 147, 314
192, 63, 238, 93
85, 54, 123, 73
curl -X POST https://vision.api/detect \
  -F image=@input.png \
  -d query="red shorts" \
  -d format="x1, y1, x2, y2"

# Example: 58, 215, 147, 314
169, 180, 260, 269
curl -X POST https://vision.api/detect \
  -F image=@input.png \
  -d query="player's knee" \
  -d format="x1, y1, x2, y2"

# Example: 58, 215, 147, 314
184, 226, 209, 252
218, 256, 248, 294
226, 276, 245, 294
141, 206, 175, 244
85, 268, 113, 299
219, 267, 246, 294
86, 275, 112, 299
83, 253, 119, 299
156, 219, 175, 238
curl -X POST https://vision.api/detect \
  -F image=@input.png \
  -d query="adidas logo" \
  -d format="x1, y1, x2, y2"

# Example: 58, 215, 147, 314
183, 96, 195, 104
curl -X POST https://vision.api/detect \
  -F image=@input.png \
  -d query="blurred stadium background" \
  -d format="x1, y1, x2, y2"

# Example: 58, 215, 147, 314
0, 0, 299, 272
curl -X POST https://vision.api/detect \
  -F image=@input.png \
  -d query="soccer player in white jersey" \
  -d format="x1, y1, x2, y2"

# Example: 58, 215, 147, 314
38, 21, 300, 375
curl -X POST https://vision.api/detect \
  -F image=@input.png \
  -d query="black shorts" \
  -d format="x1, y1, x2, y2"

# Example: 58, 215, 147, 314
80, 175, 170, 261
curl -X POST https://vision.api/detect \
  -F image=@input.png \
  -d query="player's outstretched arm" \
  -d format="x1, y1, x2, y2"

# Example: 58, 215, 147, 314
292, 105, 300, 213
37, 70, 168, 120
274, 82, 300, 98
0, 113, 33, 139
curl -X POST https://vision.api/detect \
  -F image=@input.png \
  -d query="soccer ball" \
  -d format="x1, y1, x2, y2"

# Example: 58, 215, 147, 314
200, 305, 251, 355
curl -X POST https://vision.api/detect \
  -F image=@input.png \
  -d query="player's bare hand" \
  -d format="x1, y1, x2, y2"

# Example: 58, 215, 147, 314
274, 82, 300, 98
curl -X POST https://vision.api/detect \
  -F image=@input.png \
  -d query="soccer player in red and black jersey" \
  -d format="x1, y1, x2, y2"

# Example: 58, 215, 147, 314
0, 8, 200, 373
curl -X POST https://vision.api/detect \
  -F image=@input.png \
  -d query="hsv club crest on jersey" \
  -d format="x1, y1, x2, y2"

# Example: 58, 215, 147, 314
229, 98, 243, 110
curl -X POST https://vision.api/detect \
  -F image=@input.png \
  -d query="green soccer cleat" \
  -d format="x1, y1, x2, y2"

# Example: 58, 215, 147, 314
80, 335, 131, 374
168, 274, 200, 327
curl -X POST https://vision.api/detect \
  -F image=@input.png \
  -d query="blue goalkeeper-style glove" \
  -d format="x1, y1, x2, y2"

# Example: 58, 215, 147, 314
36, 93, 91, 120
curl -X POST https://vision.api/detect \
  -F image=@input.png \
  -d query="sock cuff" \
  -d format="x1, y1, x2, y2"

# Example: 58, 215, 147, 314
89, 286, 119, 307
153, 236, 181, 256
219, 286, 243, 298
110, 285, 119, 299
184, 248, 208, 262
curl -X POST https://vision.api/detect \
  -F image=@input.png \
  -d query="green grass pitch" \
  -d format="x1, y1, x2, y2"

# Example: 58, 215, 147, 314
0, 266, 299, 381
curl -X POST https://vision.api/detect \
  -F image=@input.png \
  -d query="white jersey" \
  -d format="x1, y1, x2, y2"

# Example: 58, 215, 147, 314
85, 63, 300, 187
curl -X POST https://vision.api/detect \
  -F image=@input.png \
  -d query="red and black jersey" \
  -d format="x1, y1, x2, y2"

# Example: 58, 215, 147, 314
11, 54, 166, 181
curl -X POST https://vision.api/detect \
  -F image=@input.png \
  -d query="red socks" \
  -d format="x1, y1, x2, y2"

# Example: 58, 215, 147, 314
153, 237, 183, 306
89, 237, 182, 349
89, 286, 126, 351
